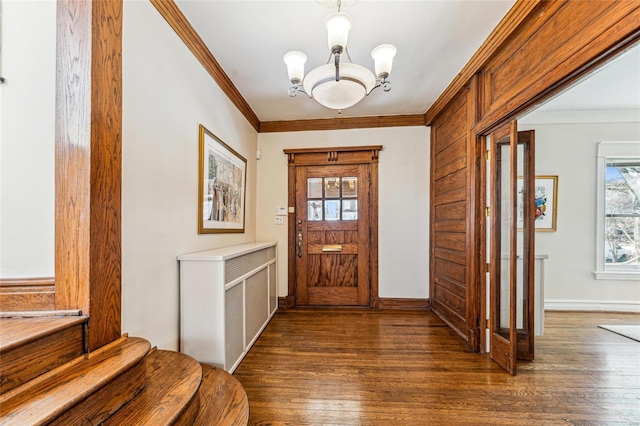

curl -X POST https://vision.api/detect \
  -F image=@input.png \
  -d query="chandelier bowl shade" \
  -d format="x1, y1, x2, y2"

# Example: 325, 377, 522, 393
303, 62, 376, 109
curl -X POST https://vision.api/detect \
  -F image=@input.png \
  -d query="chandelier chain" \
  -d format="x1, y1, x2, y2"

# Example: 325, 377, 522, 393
316, 0, 359, 11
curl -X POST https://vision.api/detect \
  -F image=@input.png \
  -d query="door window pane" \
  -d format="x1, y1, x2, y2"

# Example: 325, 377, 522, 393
342, 200, 358, 220
308, 201, 323, 221
306, 174, 360, 222
324, 200, 340, 220
307, 178, 323, 199
342, 177, 357, 197
499, 143, 511, 331
516, 144, 524, 330
324, 178, 340, 198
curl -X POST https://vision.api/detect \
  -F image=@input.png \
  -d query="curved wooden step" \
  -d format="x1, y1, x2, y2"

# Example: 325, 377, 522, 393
195, 364, 249, 425
0, 336, 150, 426
0, 315, 87, 393
104, 349, 202, 425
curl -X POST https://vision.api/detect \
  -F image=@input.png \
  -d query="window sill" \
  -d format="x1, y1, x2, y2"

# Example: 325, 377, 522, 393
593, 270, 640, 281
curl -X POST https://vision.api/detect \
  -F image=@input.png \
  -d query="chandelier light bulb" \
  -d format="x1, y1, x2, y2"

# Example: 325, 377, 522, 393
283, 51, 307, 84
325, 12, 352, 53
371, 44, 397, 79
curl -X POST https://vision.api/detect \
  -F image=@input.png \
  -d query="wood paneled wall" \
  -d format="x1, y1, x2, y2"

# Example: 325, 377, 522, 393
428, 0, 640, 352
429, 89, 472, 343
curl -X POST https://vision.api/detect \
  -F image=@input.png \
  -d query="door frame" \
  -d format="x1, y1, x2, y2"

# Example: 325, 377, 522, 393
283, 146, 382, 308
470, 41, 640, 354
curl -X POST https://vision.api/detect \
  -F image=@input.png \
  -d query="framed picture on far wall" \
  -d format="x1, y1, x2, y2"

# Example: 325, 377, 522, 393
517, 175, 558, 232
198, 124, 247, 234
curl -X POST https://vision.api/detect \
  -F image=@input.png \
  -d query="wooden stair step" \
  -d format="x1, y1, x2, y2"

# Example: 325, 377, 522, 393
194, 364, 249, 425
0, 309, 83, 319
0, 315, 87, 393
0, 336, 151, 426
104, 349, 202, 425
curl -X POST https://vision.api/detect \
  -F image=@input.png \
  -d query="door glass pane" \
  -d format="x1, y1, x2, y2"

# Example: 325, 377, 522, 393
342, 177, 357, 197
307, 178, 323, 199
342, 200, 358, 220
499, 143, 511, 331
516, 143, 524, 330
325, 178, 340, 198
308, 200, 323, 221
325, 200, 340, 220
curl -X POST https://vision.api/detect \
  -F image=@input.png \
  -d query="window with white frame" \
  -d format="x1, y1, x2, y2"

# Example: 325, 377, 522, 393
595, 142, 640, 279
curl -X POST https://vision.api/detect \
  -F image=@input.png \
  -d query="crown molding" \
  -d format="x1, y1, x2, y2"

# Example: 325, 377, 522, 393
150, 0, 260, 132
259, 114, 426, 133
149, 1, 429, 134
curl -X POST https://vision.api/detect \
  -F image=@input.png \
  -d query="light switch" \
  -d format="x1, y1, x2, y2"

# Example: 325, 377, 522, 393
275, 217, 284, 225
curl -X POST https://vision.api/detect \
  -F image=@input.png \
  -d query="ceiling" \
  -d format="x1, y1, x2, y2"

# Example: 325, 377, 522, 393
175, 0, 516, 122
536, 43, 640, 112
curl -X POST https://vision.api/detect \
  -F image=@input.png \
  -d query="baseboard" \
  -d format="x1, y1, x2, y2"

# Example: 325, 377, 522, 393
377, 298, 430, 310
277, 296, 430, 310
545, 299, 640, 313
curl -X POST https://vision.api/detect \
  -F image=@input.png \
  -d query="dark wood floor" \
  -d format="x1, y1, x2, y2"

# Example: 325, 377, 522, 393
233, 309, 640, 425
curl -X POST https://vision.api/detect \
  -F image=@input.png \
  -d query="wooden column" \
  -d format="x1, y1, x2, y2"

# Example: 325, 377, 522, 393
55, 0, 123, 351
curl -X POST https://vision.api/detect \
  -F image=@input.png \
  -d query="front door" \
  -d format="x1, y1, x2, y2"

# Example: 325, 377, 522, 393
284, 146, 381, 308
295, 164, 370, 306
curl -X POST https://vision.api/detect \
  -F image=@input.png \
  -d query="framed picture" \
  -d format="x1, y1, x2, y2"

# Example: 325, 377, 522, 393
198, 125, 247, 234
517, 175, 558, 232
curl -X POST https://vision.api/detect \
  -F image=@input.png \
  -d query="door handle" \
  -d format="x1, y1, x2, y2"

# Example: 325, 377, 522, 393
297, 233, 303, 258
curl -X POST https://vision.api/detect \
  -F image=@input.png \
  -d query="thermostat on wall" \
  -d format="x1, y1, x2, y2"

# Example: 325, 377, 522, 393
275, 207, 287, 216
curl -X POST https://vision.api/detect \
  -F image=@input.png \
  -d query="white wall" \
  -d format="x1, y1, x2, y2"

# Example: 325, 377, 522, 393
0, 1, 56, 278
520, 113, 640, 310
122, 1, 258, 349
256, 126, 430, 300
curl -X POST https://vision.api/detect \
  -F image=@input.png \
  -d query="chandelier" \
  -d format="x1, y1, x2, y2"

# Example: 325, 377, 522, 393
283, 1, 397, 110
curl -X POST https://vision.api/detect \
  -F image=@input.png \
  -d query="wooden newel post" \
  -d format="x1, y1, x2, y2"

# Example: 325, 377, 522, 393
55, 0, 123, 351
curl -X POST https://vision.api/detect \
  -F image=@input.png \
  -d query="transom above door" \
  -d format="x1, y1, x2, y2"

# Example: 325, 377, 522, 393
284, 146, 382, 308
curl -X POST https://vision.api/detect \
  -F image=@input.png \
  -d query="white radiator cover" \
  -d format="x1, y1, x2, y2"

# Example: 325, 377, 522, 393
178, 242, 277, 373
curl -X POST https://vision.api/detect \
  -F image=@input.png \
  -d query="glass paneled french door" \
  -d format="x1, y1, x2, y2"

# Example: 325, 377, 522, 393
489, 121, 535, 375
